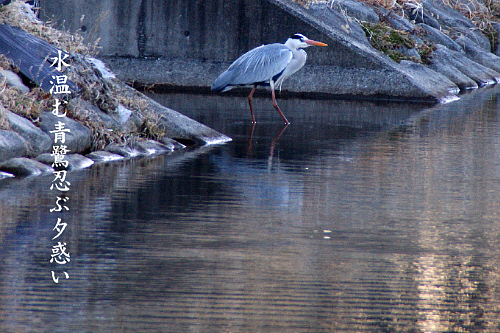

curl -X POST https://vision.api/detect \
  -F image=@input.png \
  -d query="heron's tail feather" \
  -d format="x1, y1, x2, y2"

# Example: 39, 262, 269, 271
211, 71, 234, 92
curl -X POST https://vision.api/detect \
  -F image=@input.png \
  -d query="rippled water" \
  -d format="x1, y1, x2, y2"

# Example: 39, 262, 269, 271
1, 86, 500, 332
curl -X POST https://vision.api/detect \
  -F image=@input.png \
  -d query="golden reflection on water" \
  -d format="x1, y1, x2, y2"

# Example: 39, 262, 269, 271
416, 254, 447, 333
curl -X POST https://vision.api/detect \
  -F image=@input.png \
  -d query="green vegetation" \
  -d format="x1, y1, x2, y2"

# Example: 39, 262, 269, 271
296, 0, 500, 54
360, 22, 422, 63
416, 42, 436, 64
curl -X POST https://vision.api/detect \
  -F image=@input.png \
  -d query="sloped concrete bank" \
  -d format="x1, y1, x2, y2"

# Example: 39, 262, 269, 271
40, 0, 500, 102
0, 53, 231, 178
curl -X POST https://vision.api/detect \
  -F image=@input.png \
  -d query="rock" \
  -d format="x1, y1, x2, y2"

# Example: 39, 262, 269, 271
398, 60, 459, 95
159, 137, 186, 150
86, 150, 124, 162
117, 104, 132, 124
308, 3, 370, 46
4, 109, 52, 156
118, 83, 232, 145
0, 157, 53, 177
132, 140, 174, 155
35, 153, 94, 170
380, 8, 415, 32
395, 46, 421, 62
0, 130, 28, 162
450, 26, 490, 52
331, 0, 379, 24
103, 140, 174, 157
428, 60, 478, 90
0, 69, 29, 93
421, 0, 475, 30
86, 57, 116, 80
429, 45, 500, 86
493, 23, 500, 56
104, 143, 142, 157
68, 98, 139, 134
405, 3, 440, 29
423, 0, 489, 51
39, 112, 93, 153
413, 23, 463, 52
0, 171, 15, 180
454, 36, 500, 73
415, 0, 489, 51
410, 35, 424, 46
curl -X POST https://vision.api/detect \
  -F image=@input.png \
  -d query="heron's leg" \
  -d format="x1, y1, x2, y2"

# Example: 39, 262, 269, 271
247, 122, 256, 154
247, 86, 257, 124
270, 80, 290, 125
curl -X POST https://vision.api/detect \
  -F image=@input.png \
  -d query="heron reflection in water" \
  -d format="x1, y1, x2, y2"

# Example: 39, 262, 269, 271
211, 34, 328, 124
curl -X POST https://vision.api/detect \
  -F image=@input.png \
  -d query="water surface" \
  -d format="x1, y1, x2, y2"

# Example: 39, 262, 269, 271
1, 87, 500, 332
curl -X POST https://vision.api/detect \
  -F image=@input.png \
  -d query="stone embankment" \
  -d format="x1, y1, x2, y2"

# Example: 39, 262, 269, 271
0, 1, 230, 179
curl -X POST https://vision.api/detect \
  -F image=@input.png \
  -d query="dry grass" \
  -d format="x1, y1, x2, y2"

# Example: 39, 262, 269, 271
0, 1, 93, 124
1, 52, 51, 128
68, 54, 119, 114
0, 54, 15, 72
0, 85, 53, 121
0, 1, 112, 148
445, 0, 500, 50
65, 104, 124, 151
295, 0, 499, 50
0, 1, 171, 152
138, 111, 165, 141
0, 105, 10, 130
0, 52, 54, 122
294, 0, 329, 7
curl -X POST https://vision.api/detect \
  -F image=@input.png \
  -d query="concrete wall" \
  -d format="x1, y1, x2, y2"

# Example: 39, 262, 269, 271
40, 0, 352, 64
39, 0, 458, 101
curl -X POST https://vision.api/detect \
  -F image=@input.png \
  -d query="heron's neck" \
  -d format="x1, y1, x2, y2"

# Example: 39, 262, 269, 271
284, 39, 301, 51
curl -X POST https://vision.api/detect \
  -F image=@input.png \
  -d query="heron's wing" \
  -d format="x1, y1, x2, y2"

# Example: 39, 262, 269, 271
228, 44, 293, 84
212, 44, 292, 91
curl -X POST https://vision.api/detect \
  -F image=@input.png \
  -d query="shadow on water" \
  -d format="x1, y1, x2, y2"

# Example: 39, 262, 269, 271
1, 87, 500, 332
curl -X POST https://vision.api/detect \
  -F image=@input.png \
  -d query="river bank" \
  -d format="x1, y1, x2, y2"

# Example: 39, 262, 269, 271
0, 1, 230, 179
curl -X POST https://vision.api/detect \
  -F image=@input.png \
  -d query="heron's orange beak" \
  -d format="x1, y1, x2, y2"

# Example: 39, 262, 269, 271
306, 39, 328, 46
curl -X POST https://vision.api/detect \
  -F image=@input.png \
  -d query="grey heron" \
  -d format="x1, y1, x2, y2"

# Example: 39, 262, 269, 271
211, 34, 327, 124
